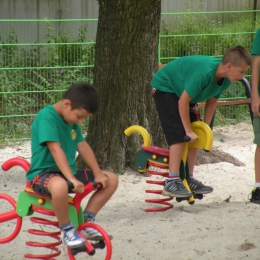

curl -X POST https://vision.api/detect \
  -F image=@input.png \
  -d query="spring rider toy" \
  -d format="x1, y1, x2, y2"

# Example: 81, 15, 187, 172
0, 157, 112, 260
124, 121, 213, 212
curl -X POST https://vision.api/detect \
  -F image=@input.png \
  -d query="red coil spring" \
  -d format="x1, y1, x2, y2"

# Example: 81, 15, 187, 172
24, 205, 61, 259
145, 161, 173, 212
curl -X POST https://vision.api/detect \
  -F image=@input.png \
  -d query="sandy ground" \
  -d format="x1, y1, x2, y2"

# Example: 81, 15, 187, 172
0, 122, 259, 260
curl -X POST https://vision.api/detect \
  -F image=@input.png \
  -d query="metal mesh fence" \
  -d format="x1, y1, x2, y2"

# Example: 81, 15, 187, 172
0, 8, 259, 141
0, 19, 96, 141
160, 10, 260, 126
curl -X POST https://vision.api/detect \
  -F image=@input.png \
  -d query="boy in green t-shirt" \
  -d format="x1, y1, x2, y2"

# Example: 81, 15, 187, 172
249, 29, 260, 204
27, 83, 118, 248
151, 46, 251, 198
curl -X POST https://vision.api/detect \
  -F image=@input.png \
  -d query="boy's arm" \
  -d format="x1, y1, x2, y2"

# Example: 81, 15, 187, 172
204, 97, 218, 126
179, 90, 198, 142
46, 141, 84, 193
77, 141, 108, 188
251, 55, 260, 116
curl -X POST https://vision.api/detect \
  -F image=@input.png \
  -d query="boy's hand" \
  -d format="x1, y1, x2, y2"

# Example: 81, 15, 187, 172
69, 178, 84, 193
186, 131, 198, 143
94, 173, 109, 189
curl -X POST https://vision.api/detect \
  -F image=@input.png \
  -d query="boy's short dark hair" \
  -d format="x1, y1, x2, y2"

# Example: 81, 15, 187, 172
63, 83, 99, 113
222, 45, 252, 67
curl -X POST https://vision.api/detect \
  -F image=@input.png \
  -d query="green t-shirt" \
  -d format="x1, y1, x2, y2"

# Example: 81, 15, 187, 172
26, 105, 85, 182
251, 29, 260, 95
151, 56, 231, 103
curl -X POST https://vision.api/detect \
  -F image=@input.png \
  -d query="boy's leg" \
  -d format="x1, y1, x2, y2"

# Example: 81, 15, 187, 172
47, 176, 70, 225
187, 147, 198, 173
169, 143, 184, 172
250, 116, 260, 204
186, 104, 213, 194
31, 170, 85, 248
166, 143, 193, 197
186, 148, 213, 194
75, 169, 118, 240
85, 171, 118, 214
255, 145, 260, 183
153, 90, 192, 198
75, 169, 118, 215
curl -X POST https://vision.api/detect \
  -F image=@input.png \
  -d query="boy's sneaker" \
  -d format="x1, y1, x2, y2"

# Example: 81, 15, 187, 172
162, 178, 192, 198
61, 225, 85, 248
81, 218, 113, 241
187, 178, 213, 194
249, 187, 260, 204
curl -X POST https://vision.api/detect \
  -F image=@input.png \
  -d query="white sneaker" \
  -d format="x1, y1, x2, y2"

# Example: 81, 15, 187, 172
80, 218, 113, 241
61, 225, 85, 248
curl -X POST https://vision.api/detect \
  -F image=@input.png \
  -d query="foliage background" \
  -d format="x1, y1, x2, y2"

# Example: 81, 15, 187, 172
0, 8, 259, 142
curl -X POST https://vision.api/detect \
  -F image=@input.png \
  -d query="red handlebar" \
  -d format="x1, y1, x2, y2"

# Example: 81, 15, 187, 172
2, 158, 32, 188
2, 157, 31, 172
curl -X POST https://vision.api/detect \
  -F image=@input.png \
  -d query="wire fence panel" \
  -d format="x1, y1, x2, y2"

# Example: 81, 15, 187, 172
160, 10, 258, 61
0, 8, 259, 141
160, 10, 260, 126
0, 19, 96, 141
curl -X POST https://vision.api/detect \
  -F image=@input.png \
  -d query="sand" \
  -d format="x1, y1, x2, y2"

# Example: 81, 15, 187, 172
0, 122, 259, 260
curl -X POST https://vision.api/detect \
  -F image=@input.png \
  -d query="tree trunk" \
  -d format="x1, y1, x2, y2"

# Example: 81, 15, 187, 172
77, 0, 164, 174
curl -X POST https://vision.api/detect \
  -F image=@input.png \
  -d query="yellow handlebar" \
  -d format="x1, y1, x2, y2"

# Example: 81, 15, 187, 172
189, 121, 213, 151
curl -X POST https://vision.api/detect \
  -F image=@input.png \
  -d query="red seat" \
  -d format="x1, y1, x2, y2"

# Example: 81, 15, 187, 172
141, 146, 169, 157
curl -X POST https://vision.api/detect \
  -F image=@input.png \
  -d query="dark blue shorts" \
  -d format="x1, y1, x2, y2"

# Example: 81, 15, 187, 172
30, 168, 95, 197
153, 89, 201, 146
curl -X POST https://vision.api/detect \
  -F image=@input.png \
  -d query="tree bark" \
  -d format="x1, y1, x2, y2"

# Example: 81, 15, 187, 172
77, 0, 164, 174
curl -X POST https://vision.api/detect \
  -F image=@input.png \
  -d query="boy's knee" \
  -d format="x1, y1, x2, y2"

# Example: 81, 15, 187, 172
48, 177, 68, 197
105, 171, 118, 188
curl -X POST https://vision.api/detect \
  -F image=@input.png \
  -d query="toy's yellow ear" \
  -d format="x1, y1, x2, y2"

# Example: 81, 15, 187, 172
188, 121, 213, 151
124, 125, 151, 147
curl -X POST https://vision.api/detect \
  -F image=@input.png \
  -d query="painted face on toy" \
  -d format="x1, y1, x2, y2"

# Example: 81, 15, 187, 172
227, 62, 250, 83
64, 106, 92, 125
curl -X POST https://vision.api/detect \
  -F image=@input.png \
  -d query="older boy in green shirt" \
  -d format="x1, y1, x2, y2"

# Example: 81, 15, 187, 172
151, 46, 251, 198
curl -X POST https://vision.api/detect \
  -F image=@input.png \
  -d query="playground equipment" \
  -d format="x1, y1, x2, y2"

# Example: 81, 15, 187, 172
124, 121, 213, 212
0, 157, 112, 260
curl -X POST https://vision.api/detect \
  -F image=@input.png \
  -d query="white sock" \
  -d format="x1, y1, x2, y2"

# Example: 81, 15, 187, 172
168, 172, 179, 179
